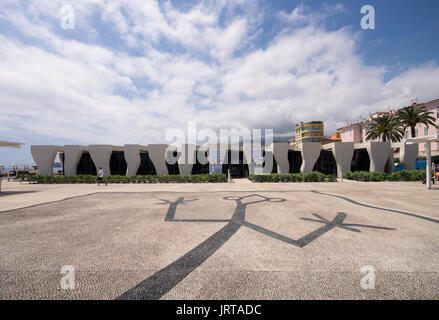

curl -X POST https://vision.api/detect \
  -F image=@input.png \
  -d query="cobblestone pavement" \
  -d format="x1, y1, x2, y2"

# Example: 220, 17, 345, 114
0, 181, 438, 299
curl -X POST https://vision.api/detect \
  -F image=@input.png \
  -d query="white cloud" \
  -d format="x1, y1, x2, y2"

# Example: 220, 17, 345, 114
0, 0, 438, 152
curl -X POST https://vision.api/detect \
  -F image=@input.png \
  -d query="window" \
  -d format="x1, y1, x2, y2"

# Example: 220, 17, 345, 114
415, 128, 418, 137
424, 127, 428, 136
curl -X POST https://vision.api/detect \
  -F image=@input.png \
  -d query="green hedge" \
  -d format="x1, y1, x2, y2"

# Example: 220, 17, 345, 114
17, 174, 227, 184
17, 170, 427, 184
249, 172, 336, 182
343, 170, 426, 182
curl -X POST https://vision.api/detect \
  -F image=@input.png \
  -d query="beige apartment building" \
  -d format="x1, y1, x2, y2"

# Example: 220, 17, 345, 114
339, 98, 439, 160
291, 121, 324, 149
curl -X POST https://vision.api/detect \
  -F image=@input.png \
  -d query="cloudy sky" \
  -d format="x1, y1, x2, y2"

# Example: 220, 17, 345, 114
1, 0, 439, 164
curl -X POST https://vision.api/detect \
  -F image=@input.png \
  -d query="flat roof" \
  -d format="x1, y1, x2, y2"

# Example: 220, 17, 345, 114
406, 136, 439, 143
0, 141, 24, 148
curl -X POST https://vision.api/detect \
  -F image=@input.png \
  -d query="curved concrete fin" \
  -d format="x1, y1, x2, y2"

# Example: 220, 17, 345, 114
64, 145, 84, 176
399, 142, 418, 170
89, 145, 113, 176
148, 144, 169, 175
300, 142, 321, 173
272, 143, 289, 174
124, 144, 141, 176
331, 142, 354, 177
366, 141, 391, 172
178, 144, 196, 176
31, 145, 61, 176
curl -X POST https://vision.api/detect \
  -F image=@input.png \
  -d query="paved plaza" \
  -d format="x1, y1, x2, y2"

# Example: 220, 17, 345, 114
0, 180, 438, 299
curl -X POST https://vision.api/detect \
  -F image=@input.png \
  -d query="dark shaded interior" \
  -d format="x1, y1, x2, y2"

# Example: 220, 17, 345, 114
288, 150, 302, 173
166, 151, 180, 175
222, 150, 249, 177
59, 153, 65, 174
76, 152, 97, 175
110, 151, 127, 175
313, 150, 337, 175
272, 156, 278, 173
137, 152, 157, 175
191, 150, 210, 175
351, 149, 370, 172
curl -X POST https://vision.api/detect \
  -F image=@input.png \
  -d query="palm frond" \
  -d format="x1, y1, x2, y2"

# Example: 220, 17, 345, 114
365, 114, 404, 143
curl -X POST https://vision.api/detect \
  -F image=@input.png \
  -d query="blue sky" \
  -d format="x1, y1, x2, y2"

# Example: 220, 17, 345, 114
1, 0, 439, 165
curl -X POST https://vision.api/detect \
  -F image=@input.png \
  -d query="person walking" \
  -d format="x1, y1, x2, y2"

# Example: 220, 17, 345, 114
97, 167, 107, 186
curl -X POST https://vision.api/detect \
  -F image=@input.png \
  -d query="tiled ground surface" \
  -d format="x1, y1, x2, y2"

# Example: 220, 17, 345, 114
0, 181, 438, 299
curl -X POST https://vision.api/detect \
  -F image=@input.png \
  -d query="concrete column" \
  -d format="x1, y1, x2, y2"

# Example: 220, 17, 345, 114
124, 144, 141, 176
272, 142, 289, 174
366, 141, 391, 172
63, 145, 84, 176
399, 142, 418, 170
426, 141, 432, 190
300, 142, 321, 173
148, 144, 169, 175
89, 145, 113, 176
331, 142, 354, 178
178, 144, 196, 176
31, 145, 61, 176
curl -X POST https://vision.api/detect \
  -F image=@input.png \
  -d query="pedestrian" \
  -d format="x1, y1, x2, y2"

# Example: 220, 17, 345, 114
97, 167, 106, 186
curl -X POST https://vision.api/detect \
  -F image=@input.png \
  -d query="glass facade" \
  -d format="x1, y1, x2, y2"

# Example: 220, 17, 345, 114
166, 150, 180, 175
110, 152, 127, 175
191, 151, 210, 175
137, 152, 157, 175
69, 146, 381, 177
208, 147, 224, 174
351, 149, 370, 172
222, 150, 249, 177
313, 150, 336, 175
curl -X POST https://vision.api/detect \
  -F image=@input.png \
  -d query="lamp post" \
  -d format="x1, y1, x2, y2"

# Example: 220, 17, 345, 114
426, 141, 432, 190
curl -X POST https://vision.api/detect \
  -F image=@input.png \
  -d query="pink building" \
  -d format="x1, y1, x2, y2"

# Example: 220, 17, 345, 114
339, 98, 439, 158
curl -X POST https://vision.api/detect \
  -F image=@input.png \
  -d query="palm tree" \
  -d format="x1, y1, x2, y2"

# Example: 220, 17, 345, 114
365, 114, 404, 142
397, 102, 437, 138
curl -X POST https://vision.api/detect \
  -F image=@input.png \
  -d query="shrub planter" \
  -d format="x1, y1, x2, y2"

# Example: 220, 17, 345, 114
343, 170, 426, 182
248, 172, 336, 183
17, 174, 227, 184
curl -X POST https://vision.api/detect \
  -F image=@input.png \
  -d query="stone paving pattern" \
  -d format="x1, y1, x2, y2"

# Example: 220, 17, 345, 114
0, 180, 438, 299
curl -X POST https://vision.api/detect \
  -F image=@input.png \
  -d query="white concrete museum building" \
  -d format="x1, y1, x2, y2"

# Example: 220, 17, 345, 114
30, 140, 421, 178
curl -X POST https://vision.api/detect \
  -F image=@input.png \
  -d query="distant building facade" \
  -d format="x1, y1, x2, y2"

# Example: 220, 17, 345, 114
339, 111, 396, 144
322, 131, 342, 145
339, 98, 439, 159
293, 121, 324, 148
